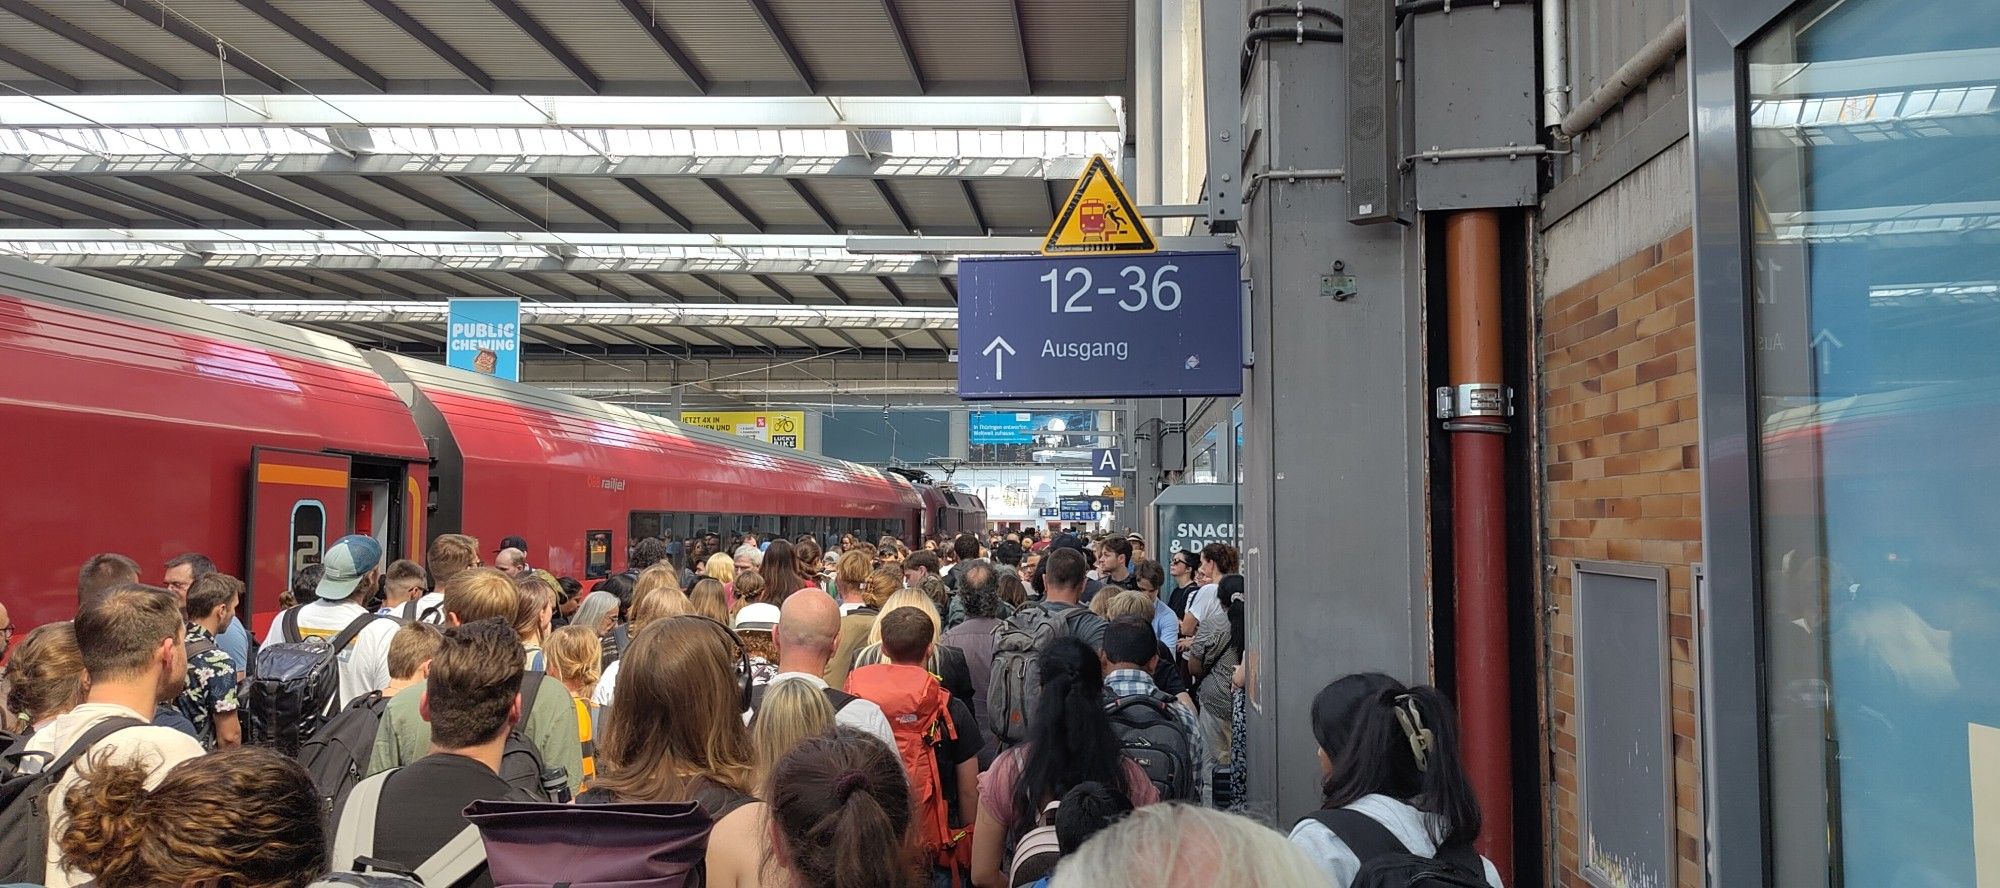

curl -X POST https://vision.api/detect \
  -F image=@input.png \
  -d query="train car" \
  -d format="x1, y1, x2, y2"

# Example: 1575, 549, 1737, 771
888, 468, 988, 539
366, 352, 925, 581
0, 256, 928, 635
939, 488, 989, 537
0, 257, 430, 634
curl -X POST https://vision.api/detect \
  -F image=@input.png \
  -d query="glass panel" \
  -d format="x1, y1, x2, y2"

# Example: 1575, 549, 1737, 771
1748, 3, 2000, 884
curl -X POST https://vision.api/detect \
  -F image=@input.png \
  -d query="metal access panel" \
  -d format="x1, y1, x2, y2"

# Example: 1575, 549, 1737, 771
1410, 2, 1539, 209
1573, 561, 1676, 888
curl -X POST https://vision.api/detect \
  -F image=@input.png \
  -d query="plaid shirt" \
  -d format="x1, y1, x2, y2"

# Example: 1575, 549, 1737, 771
1104, 668, 1211, 806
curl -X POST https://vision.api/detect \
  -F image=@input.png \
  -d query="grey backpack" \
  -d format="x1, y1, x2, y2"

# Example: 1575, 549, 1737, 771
987, 605, 1089, 748
313, 769, 487, 888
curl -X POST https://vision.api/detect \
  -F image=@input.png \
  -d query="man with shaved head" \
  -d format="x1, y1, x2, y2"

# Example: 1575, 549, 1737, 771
746, 589, 894, 748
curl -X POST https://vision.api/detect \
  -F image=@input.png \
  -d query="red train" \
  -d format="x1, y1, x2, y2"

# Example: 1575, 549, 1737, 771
0, 258, 984, 636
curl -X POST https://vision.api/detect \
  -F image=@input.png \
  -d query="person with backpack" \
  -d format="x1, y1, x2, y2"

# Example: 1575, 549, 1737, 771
175, 571, 245, 749
845, 607, 982, 884
941, 561, 1007, 766
1099, 617, 1207, 806
298, 620, 443, 815
1006, 781, 1133, 887
377, 559, 435, 622
366, 568, 585, 796
581, 615, 767, 888
330, 619, 530, 888
989, 548, 1109, 751
6, 584, 204, 887
969, 637, 1159, 888
768, 727, 924, 888
3, 622, 85, 734
52, 746, 327, 888
1286, 673, 1502, 888
283, 535, 401, 707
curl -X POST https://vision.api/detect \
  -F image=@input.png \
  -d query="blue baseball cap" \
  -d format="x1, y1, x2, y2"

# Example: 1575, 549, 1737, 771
317, 534, 384, 600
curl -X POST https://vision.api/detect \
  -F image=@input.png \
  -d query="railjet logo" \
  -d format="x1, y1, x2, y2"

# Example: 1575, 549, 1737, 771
586, 475, 627, 492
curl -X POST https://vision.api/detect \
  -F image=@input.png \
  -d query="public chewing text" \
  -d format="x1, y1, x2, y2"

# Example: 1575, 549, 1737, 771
1043, 340, 1129, 362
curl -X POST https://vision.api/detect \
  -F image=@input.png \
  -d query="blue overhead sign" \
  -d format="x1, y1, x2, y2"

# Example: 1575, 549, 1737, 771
970, 411, 1035, 445
1058, 494, 1113, 522
447, 297, 520, 381
1088, 448, 1123, 478
956, 251, 1244, 400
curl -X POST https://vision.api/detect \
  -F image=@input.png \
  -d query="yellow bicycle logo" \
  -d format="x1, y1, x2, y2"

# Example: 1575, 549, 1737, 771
773, 416, 797, 434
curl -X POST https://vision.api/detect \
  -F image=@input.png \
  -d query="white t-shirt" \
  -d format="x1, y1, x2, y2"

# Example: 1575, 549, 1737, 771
1187, 582, 1225, 625
289, 599, 399, 707
593, 658, 622, 707
1287, 794, 1504, 888
28, 703, 205, 888
377, 590, 446, 623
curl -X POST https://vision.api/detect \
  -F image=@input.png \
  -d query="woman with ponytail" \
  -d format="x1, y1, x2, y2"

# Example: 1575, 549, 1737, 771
969, 636, 1161, 888
56, 746, 327, 888
1287, 673, 1503, 886
768, 727, 922, 888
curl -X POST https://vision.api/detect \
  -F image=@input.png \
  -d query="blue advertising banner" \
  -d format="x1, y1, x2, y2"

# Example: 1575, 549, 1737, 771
447, 298, 521, 381
957, 250, 1243, 400
970, 411, 1035, 444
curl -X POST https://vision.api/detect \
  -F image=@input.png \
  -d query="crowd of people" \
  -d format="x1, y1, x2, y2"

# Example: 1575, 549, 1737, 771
0, 526, 1505, 888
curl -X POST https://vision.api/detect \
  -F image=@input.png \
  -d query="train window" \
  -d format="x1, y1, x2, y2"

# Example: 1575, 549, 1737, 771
629, 512, 664, 542
691, 514, 723, 537
886, 519, 906, 540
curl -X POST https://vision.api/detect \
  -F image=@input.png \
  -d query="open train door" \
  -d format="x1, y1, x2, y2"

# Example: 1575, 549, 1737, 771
245, 448, 351, 640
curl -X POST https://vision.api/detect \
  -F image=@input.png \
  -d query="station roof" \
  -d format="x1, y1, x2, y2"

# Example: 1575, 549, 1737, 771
0, 2, 1134, 367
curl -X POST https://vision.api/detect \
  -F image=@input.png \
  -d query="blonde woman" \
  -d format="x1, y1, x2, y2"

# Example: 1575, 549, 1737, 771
544, 624, 604, 784
594, 568, 693, 710
847, 586, 976, 707
751, 676, 835, 788
704, 552, 737, 601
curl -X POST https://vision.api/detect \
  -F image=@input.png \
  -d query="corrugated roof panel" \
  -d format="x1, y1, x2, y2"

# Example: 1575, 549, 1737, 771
0, 11, 157, 78
969, 178, 1051, 229
275, 0, 467, 79
516, 0, 699, 87
792, 328, 848, 348
893, 276, 953, 304
705, 327, 765, 347
837, 276, 896, 305
651, 272, 727, 300
898, 0, 1024, 90
0, 190, 98, 223
123, 0, 355, 81
0, 60, 31, 81
765, 272, 838, 303
708, 273, 780, 303
334, 177, 457, 226
1021, 0, 1125, 86
764, 0, 907, 85
19, 0, 257, 82
245, 176, 395, 227
887, 179, 978, 231
557, 178, 672, 227
651, 1, 804, 85
720, 177, 827, 229
404, 176, 516, 226
645, 179, 760, 230
392, 2, 577, 81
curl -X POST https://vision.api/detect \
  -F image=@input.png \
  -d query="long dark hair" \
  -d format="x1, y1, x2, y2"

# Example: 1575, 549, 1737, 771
1009, 636, 1127, 849
762, 539, 808, 603
1311, 673, 1481, 848
768, 727, 920, 888
1221, 574, 1247, 653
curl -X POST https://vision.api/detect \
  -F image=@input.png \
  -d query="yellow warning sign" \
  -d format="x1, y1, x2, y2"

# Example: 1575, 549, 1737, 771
1042, 155, 1157, 255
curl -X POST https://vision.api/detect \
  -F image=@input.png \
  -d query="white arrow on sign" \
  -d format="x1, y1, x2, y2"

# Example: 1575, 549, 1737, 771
1810, 328, 1845, 375
983, 336, 1017, 380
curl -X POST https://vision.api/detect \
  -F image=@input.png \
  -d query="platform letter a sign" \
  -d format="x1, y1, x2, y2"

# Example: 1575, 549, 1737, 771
1091, 448, 1121, 477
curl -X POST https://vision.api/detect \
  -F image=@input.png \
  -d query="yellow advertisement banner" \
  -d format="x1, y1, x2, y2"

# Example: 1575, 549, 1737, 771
678, 410, 807, 451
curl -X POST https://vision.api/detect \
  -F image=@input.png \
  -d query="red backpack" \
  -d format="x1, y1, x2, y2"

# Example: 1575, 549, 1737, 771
844, 662, 968, 877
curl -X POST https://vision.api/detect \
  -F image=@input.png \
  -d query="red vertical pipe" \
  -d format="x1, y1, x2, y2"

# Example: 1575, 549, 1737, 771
1445, 210, 1513, 881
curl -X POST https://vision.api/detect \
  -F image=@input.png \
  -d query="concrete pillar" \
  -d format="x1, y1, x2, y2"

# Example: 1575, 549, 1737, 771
948, 409, 970, 460
1238, 39, 1429, 824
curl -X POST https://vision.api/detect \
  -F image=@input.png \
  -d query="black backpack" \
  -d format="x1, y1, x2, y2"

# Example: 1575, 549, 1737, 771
300, 691, 395, 815
1297, 808, 1487, 888
500, 670, 560, 801
1104, 691, 1195, 802
246, 609, 379, 755
0, 716, 147, 883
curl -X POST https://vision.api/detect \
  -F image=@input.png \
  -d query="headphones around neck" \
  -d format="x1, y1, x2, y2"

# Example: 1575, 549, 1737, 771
672, 614, 754, 714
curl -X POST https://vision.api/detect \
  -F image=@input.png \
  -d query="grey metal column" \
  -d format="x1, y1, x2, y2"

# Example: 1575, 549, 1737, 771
948, 409, 970, 460
1238, 18, 1429, 825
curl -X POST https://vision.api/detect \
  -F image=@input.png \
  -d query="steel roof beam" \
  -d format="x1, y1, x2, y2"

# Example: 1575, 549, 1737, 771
193, 298, 960, 328
959, 180, 991, 234
39, 178, 199, 226
815, 274, 855, 305
1007, 0, 1035, 93
0, 95, 1122, 129
198, 174, 342, 227
362, 175, 483, 229
873, 180, 916, 233
0, 178, 133, 225
8, 250, 950, 277
536, 177, 623, 231
448, 176, 546, 228
878, 275, 911, 306
233, 0, 389, 92
0, 45, 80, 92
688, 272, 743, 303
488, 0, 602, 94
609, 0, 709, 94
0, 154, 1079, 182
100, 0, 289, 92
280, 176, 408, 228
0, 196, 63, 225
122, 175, 268, 227
786, 179, 840, 232
743, 0, 818, 93
0, 0, 183, 91
357, 0, 495, 93
615, 178, 695, 231
380, 341, 931, 361
875, 0, 925, 94
701, 179, 766, 233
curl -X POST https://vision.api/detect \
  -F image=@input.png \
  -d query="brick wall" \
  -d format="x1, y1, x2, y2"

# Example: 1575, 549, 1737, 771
1539, 228, 1702, 888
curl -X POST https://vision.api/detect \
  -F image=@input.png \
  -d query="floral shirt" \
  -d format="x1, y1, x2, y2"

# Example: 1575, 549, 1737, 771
175, 624, 240, 749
